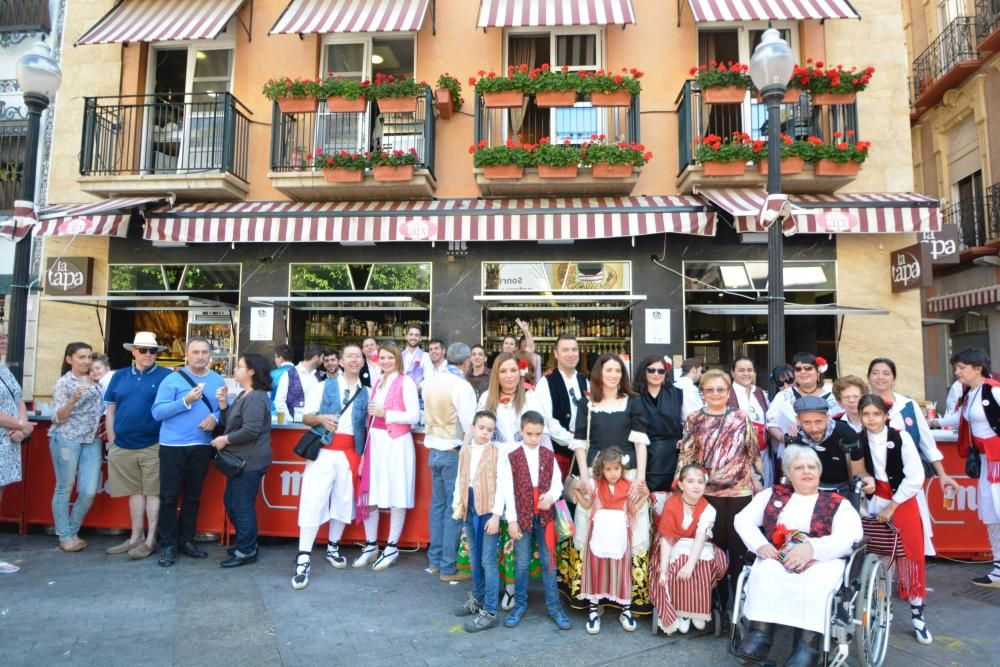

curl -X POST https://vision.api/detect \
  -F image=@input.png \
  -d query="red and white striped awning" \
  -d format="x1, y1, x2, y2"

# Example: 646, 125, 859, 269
0, 197, 165, 238
697, 188, 810, 233
685, 0, 859, 22
477, 0, 636, 27
0, 200, 39, 240
927, 285, 1000, 314
76, 0, 245, 45
143, 196, 715, 243
270, 0, 430, 35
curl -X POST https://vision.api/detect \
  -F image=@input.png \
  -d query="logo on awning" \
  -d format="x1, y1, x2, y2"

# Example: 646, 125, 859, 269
398, 218, 438, 240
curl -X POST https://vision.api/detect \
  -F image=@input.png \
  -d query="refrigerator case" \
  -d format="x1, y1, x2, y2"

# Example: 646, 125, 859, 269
188, 309, 236, 375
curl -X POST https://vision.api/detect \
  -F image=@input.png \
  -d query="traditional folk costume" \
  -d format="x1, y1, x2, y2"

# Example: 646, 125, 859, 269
729, 384, 771, 486
579, 477, 640, 606
734, 485, 863, 633
452, 437, 503, 616
650, 493, 728, 634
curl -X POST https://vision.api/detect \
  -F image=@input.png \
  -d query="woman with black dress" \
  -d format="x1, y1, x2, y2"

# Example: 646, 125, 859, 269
633, 355, 683, 492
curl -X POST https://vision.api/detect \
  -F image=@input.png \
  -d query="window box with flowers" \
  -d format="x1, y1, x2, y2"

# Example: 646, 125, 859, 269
369, 148, 419, 181
323, 76, 369, 113
264, 77, 323, 114
472, 65, 533, 108
367, 74, 429, 115
310, 149, 367, 183
581, 68, 643, 107
529, 65, 581, 107
807, 133, 870, 176
753, 84, 802, 104
691, 62, 751, 104
795, 59, 874, 105
534, 138, 581, 178
436, 74, 463, 119
750, 134, 810, 175
695, 132, 753, 176
579, 136, 652, 178
470, 140, 536, 179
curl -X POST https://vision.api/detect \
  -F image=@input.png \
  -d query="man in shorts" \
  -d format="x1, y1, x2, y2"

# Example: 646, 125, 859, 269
104, 332, 172, 560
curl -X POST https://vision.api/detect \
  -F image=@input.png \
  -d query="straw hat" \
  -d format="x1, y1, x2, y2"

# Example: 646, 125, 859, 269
123, 331, 167, 352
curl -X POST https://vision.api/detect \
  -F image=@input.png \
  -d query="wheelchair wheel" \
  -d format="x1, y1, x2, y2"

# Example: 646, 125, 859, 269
852, 554, 891, 667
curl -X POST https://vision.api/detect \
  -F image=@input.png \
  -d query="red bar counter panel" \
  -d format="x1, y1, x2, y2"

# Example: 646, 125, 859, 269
926, 433, 991, 559
0, 443, 27, 531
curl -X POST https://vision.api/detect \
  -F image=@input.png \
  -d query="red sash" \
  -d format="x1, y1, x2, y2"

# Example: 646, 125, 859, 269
973, 435, 1000, 483
873, 480, 925, 599
324, 433, 362, 499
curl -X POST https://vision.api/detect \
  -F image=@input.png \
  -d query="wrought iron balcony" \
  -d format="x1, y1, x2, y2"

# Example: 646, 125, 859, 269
78, 93, 252, 201
910, 17, 982, 110
0, 0, 51, 36
0, 117, 26, 216
941, 193, 999, 249
977, 0, 1000, 51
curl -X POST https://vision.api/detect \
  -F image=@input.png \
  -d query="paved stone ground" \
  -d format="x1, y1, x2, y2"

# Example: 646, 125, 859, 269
1, 529, 997, 666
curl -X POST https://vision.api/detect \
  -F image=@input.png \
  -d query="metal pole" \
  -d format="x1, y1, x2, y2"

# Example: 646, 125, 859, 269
764, 88, 785, 397
6, 92, 48, 385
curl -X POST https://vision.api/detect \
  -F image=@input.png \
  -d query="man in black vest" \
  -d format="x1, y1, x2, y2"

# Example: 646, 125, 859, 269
787, 396, 866, 499
536, 334, 588, 464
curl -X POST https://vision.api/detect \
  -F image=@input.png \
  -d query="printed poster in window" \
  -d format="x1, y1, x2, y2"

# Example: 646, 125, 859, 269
250, 307, 274, 341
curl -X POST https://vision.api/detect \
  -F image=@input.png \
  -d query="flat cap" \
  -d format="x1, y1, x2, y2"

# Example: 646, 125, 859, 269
793, 396, 829, 414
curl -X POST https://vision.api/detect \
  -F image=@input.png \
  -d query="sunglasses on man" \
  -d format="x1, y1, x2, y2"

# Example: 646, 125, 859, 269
134, 347, 158, 355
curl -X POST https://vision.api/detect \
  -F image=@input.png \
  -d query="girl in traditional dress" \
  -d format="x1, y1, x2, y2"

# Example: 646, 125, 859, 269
856, 394, 932, 644
573, 447, 648, 634
356, 343, 420, 571
650, 463, 728, 634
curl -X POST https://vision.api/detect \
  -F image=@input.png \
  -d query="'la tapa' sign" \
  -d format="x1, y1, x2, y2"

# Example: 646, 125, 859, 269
45, 257, 93, 296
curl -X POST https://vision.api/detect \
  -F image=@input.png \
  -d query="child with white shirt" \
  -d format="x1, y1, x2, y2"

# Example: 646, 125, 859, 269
500, 411, 572, 630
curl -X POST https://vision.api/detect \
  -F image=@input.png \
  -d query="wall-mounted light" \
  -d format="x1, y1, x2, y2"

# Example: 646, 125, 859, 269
372, 54, 385, 65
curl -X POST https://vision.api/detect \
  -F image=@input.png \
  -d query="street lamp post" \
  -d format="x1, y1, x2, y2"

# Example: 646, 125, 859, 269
749, 28, 794, 396
7, 43, 61, 384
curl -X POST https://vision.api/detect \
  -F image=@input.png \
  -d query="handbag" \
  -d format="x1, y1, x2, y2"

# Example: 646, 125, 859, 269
564, 404, 591, 504
966, 446, 982, 479
175, 370, 225, 438
293, 386, 360, 461
214, 447, 246, 478
861, 517, 902, 560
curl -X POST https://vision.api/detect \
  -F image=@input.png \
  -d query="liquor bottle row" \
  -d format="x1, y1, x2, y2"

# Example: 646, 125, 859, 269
486, 316, 632, 339
304, 313, 427, 340
488, 341, 629, 356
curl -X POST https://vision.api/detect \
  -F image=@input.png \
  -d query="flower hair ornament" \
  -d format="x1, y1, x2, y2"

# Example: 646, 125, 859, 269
517, 357, 529, 377
815, 356, 828, 375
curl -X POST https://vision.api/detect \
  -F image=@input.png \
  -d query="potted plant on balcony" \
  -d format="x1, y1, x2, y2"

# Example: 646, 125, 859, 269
322, 76, 369, 113
807, 132, 871, 176
290, 144, 307, 171
530, 64, 581, 107
578, 135, 652, 178
368, 74, 429, 115
796, 59, 875, 105
581, 67, 643, 107
750, 134, 810, 175
310, 148, 368, 183
436, 73, 463, 119
263, 77, 323, 114
691, 61, 751, 104
469, 139, 536, 179
533, 137, 581, 178
753, 81, 802, 104
369, 148, 419, 181
695, 132, 753, 176
471, 65, 533, 108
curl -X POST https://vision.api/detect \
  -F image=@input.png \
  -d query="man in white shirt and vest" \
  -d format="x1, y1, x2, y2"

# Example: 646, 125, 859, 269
422, 342, 477, 583
674, 357, 705, 421
536, 334, 588, 466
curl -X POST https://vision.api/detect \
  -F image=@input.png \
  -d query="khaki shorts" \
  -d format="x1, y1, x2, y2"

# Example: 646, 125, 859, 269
108, 444, 160, 497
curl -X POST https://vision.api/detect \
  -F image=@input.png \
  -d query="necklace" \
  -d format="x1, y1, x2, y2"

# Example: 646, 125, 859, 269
682, 498, 698, 508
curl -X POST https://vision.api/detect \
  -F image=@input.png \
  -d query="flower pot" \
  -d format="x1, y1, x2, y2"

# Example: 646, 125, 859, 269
702, 161, 747, 177
377, 96, 418, 114
813, 159, 861, 177
323, 167, 364, 183
538, 164, 578, 178
326, 96, 366, 113
483, 91, 525, 108
277, 97, 317, 114
436, 89, 453, 119
535, 90, 578, 107
755, 89, 802, 104
756, 156, 805, 176
703, 86, 747, 104
290, 151, 305, 171
482, 165, 524, 179
592, 163, 633, 178
590, 90, 632, 107
811, 92, 857, 106
373, 165, 415, 182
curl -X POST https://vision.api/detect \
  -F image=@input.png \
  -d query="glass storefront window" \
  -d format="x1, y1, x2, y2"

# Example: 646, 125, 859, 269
290, 264, 352, 291
684, 261, 836, 292
290, 263, 430, 292
110, 263, 239, 292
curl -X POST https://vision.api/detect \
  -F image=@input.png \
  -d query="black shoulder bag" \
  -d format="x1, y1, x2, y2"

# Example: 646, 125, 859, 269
175, 370, 226, 437
293, 387, 360, 461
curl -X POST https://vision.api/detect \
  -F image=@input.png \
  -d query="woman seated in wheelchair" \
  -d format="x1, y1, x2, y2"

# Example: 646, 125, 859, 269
733, 445, 863, 667
650, 463, 728, 634
856, 394, 931, 645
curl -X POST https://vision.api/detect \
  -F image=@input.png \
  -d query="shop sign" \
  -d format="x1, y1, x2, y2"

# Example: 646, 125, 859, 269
497, 263, 550, 291
250, 306, 274, 341
890, 243, 931, 293
644, 308, 671, 345
817, 211, 860, 233
398, 217, 438, 241
57, 217, 98, 236
920, 225, 960, 265
45, 257, 93, 295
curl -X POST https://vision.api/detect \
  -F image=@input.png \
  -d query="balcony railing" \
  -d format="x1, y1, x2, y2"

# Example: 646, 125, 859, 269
976, 0, 1000, 47
942, 193, 1000, 249
986, 182, 1000, 244
911, 17, 980, 102
675, 80, 859, 176
79, 93, 251, 182
0, 0, 51, 34
269, 90, 436, 175
0, 118, 26, 215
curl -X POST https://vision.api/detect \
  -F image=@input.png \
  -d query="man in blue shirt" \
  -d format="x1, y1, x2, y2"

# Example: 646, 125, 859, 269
104, 332, 172, 560
151, 336, 227, 567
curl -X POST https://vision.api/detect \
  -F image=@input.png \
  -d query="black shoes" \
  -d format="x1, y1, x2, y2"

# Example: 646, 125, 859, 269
179, 541, 208, 559
158, 545, 177, 568
737, 621, 775, 662
784, 630, 821, 667
220, 552, 258, 568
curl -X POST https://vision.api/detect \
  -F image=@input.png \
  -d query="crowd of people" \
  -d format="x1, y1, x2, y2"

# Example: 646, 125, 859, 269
1, 325, 999, 663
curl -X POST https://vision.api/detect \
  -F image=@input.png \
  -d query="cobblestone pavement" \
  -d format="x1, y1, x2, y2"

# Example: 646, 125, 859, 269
1, 530, 997, 666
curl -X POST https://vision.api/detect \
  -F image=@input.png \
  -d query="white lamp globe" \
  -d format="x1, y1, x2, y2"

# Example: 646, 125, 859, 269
16, 42, 62, 100
749, 28, 794, 94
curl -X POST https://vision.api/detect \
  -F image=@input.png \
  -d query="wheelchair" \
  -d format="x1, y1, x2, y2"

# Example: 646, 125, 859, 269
729, 480, 895, 667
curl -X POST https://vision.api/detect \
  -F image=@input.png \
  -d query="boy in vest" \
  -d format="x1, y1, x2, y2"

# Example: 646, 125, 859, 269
292, 343, 369, 590
500, 411, 572, 630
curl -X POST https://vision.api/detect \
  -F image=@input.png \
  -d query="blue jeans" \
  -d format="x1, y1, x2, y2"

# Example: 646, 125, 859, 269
465, 489, 500, 614
49, 433, 101, 542
514, 514, 562, 615
223, 465, 267, 556
427, 449, 462, 574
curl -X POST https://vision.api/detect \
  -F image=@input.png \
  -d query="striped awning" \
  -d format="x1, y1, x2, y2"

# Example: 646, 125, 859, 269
697, 188, 810, 233
686, 0, 859, 22
927, 284, 1000, 314
270, 0, 430, 35
0, 197, 165, 238
0, 201, 39, 240
76, 0, 245, 45
477, 0, 636, 27
143, 196, 715, 243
